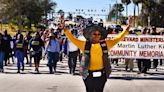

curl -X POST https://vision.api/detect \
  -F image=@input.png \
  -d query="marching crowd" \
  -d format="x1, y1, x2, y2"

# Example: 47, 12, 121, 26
0, 24, 86, 74
0, 21, 163, 75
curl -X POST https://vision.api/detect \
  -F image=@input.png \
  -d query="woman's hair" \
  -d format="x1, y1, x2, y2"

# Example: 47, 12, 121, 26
17, 34, 23, 41
34, 32, 41, 38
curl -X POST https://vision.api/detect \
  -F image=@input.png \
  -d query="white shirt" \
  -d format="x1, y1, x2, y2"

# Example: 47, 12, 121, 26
68, 40, 78, 52
78, 35, 86, 41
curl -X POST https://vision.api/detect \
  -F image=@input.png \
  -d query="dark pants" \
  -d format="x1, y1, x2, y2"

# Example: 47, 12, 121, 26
33, 52, 42, 66
137, 59, 149, 73
48, 52, 59, 73
68, 51, 78, 74
0, 51, 5, 70
4, 52, 10, 65
59, 51, 63, 61
153, 59, 158, 68
83, 71, 107, 92
112, 58, 118, 65
160, 59, 163, 65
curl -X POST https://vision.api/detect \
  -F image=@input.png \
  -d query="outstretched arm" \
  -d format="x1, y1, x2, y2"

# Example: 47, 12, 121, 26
60, 14, 86, 52
106, 16, 133, 50
64, 28, 86, 52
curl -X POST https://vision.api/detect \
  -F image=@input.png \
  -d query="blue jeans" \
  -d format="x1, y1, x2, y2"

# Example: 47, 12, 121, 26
0, 51, 5, 69
48, 52, 59, 73
15, 50, 24, 70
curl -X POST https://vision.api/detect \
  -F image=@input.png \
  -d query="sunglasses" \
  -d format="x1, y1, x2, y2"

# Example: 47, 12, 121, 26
93, 33, 101, 36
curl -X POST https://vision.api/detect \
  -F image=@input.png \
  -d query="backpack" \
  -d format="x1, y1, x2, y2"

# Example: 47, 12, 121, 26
80, 40, 112, 79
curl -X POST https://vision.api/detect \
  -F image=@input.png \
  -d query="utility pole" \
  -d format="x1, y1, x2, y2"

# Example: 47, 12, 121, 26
148, 0, 151, 27
107, 4, 111, 21
133, 4, 136, 27
116, 0, 118, 24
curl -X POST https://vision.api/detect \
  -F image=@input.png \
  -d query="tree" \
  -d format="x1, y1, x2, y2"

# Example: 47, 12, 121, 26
67, 13, 73, 21
132, 0, 142, 27
57, 9, 65, 15
25, 0, 44, 29
107, 3, 124, 24
40, 0, 57, 26
141, 0, 157, 26
0, 0, 26, 30
0, 0, 57, 30
121, 0, 131, 18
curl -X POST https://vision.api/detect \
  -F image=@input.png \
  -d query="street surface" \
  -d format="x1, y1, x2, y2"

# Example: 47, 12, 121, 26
0, 58, 164, 92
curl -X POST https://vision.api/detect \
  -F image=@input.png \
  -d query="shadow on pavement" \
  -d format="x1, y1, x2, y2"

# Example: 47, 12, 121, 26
109, 76, 164, 81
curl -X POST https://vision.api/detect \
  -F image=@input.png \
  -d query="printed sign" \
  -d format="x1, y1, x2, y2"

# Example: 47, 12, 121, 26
108, 35, 164, 59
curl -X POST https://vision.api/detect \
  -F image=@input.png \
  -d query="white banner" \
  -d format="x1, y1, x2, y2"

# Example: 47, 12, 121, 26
108, 35, 164, 59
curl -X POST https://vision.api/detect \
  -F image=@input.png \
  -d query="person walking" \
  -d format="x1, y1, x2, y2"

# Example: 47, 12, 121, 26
0, 33, 6, 73
24, 31, 32, 64
14, 34, 26, 73
3, 30, 11, 66
45, 33, 60, 74
151, 27, 160, 71
63, 31, 79, 75
29, 32, 44, 73
62, 16, 133, 92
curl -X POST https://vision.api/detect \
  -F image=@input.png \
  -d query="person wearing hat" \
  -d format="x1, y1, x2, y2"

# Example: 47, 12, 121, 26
62, 16, 133, 92
45, 33, 60, 74
29, 32, 44, 73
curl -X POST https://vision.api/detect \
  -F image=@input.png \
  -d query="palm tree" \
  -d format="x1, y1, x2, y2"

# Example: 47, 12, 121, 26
141, 0, 157, 26
132, 0, 142, 27
57, 9, 65, 15
41, 0, 57, 26
107, 3, 124, 23
121, 0, 131, 18
67, 13, 73, 21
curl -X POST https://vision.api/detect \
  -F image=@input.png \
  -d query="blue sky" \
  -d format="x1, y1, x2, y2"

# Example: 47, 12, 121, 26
53, 0, 141, 20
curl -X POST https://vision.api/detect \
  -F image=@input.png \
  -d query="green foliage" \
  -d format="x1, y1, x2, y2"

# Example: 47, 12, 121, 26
67, 13, 73, 21
141, 0, 164, 27
121, 0, 131, 5
107, 3, 124, 22
0, 0, 57, 30
57, 9, 65, 15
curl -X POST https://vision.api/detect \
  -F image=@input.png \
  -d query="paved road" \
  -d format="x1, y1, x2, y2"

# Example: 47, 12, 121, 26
0, 59, 164, 92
